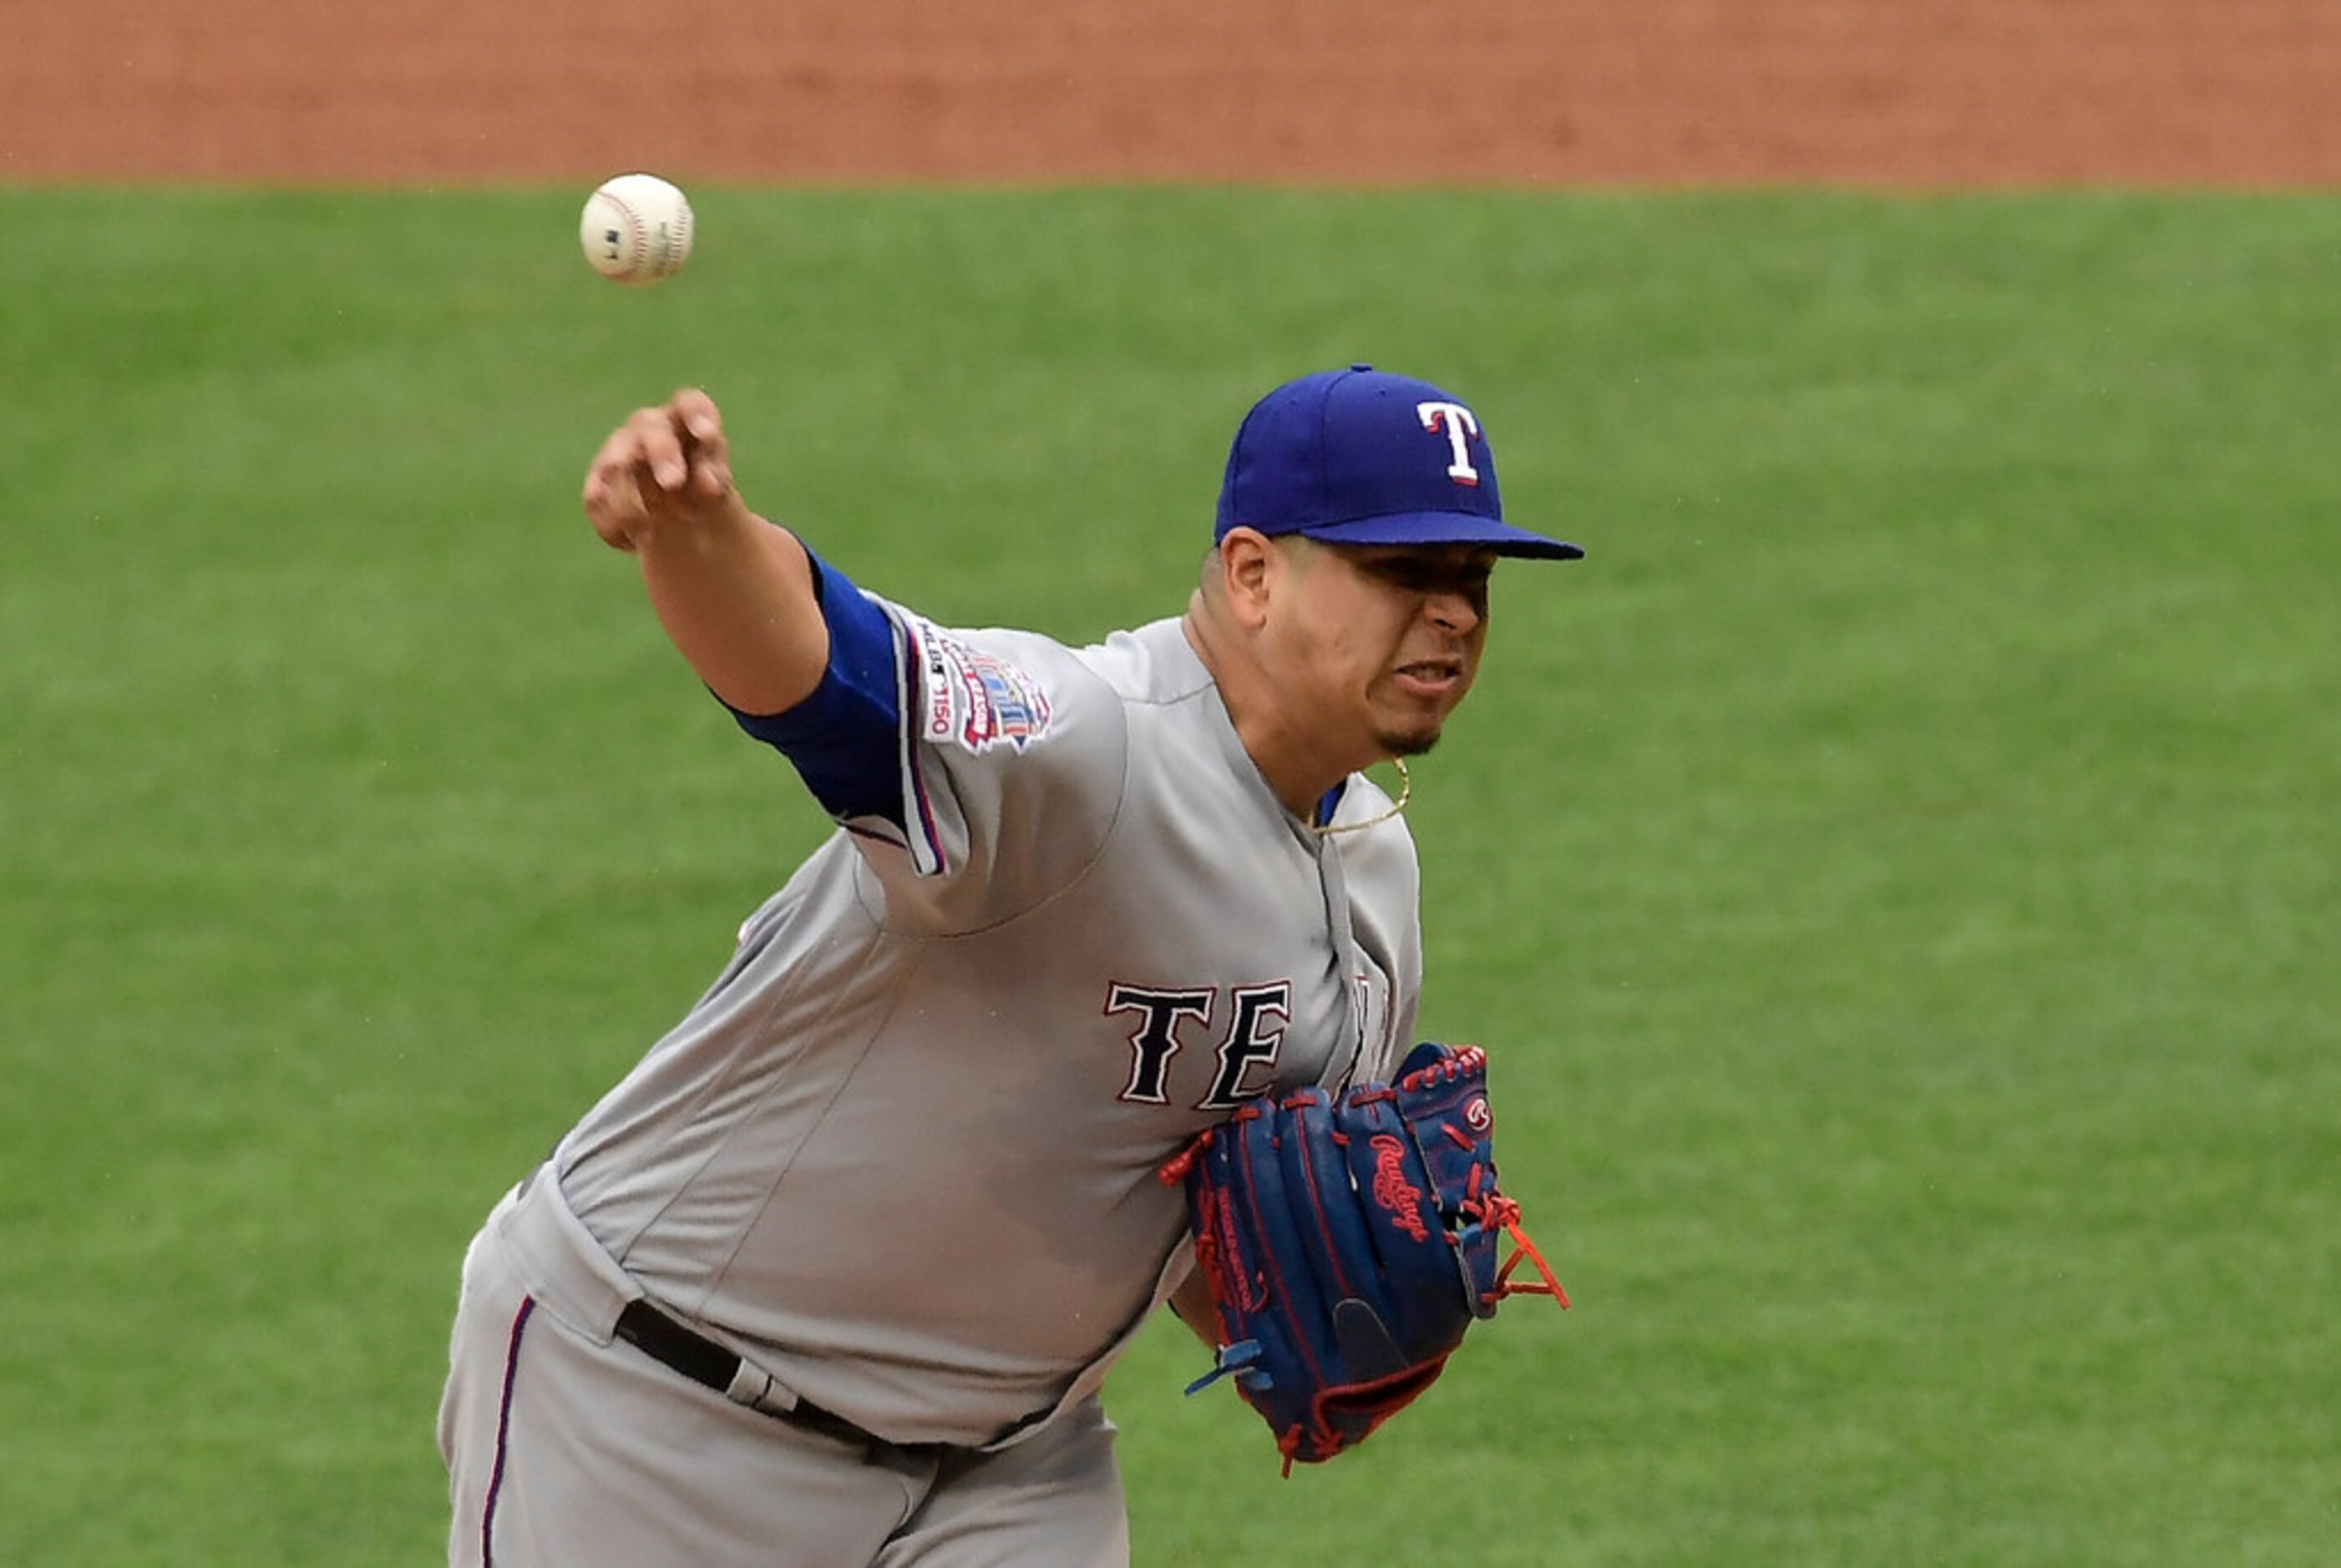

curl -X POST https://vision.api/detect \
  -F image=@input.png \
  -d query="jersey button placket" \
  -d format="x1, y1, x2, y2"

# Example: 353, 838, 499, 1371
1310, 837, 1368, 1092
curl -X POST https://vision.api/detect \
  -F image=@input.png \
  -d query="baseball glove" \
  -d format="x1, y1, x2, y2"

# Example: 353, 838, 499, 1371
1160, 1042, 1567, 1472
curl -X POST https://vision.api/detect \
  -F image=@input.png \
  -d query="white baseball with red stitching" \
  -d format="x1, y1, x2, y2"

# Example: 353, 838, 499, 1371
580, 173, 694, 286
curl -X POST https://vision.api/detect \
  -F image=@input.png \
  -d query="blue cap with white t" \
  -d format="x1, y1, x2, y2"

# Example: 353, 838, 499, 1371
1214, 366, 1584, 560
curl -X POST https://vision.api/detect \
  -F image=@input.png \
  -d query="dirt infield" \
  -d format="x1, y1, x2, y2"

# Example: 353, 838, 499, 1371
8, 0, 2340, 185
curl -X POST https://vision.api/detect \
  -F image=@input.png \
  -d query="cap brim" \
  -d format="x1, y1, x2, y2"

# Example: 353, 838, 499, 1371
1297, 513, 1585, 561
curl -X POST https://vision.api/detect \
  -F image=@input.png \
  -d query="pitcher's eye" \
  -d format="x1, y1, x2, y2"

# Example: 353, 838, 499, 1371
1363, 557, 1437, 590
1355, 552, 1494, 604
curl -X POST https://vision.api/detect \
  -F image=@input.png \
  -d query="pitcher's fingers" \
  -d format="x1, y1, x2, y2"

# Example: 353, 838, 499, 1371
691, 448, 734, 498
581, 466, 646, 551
584, 429, 651, 515
620, 405, 692, 493
583, 426, 633, 502
669, 389, 732, 498
671, 387, 724, 449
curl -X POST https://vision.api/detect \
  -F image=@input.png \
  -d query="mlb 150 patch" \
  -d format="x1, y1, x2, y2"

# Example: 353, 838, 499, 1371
917, 625, 1056, 755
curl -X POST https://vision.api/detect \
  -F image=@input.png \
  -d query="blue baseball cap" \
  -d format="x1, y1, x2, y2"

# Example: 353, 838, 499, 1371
1214, 365, 1583, 561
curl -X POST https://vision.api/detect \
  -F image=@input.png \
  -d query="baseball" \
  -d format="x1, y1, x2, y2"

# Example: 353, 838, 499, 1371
580, 173, 694, 286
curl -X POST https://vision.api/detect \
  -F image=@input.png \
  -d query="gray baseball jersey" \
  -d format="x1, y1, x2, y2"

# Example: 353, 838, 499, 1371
549, 591, 1423, 1449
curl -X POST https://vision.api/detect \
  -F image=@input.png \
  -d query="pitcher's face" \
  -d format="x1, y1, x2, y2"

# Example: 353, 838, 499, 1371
1264, 539, 1496, 763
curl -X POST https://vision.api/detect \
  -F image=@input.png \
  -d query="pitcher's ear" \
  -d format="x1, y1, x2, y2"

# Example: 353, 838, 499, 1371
1214, 528, 1285, 630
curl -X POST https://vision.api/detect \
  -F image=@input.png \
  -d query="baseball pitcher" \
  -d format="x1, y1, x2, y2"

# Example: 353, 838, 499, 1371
437, 366, 1579, 1565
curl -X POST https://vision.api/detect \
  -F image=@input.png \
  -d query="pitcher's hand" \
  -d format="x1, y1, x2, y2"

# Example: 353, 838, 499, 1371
582, 387, 743, 553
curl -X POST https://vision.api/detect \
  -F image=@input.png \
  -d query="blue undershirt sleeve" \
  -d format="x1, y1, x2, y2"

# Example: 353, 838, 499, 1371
721, 547, 904, 824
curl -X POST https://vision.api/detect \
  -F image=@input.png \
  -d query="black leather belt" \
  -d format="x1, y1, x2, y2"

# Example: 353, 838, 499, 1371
612, 1299, 945, 1462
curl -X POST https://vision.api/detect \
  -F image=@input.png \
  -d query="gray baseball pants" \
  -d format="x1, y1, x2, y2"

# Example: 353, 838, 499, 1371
438, 1174, 1129, 1566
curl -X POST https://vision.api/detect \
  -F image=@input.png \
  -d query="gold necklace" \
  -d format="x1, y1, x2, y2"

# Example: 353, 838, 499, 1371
1313, 757, 1411, 837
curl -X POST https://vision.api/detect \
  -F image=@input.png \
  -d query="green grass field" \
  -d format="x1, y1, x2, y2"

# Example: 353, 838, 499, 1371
3, 186, 2336, 1565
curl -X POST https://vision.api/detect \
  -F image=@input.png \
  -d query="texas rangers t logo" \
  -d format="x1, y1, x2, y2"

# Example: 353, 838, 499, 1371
1416, 401, 1482, 487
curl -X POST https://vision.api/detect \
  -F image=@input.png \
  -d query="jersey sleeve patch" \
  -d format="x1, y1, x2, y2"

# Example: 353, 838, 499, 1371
912, 621, 1056, 756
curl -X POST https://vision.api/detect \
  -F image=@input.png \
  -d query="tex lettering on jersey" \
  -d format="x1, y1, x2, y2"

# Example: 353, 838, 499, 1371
915, 620, 1055, 756
1105, 980, 1291, 1111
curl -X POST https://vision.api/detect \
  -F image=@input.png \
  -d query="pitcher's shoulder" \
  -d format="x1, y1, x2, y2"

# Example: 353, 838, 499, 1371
1075, 618, 1214, 706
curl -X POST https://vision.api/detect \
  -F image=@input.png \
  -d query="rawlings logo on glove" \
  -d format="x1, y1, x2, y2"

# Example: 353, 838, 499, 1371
1159, 1042, 1568, 1472
1371, 1136, 1430, 1241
